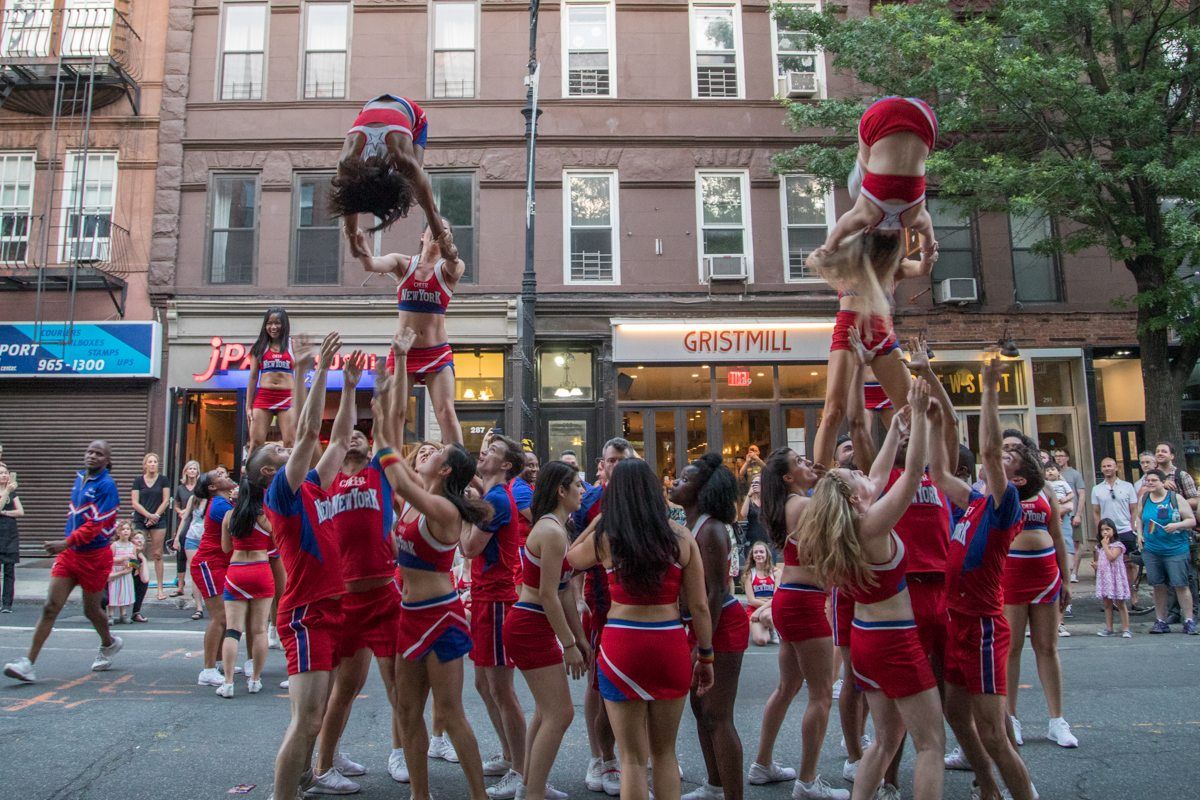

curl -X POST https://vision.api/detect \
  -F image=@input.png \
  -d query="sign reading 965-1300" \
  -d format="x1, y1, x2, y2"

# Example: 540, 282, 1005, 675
0, 322, 161, 378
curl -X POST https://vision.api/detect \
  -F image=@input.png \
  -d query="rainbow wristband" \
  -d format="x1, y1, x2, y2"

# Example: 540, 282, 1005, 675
378, 448, 401, 470
697, 652, 715, 664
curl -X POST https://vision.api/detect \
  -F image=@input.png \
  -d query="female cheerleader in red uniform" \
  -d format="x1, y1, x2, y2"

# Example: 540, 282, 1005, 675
568, 459, 714, 800
742, 543, 779, 646
502, 460, 590, 800
245, 307, 297, 453
799, 379, 945, 800
190, 467, 236, 688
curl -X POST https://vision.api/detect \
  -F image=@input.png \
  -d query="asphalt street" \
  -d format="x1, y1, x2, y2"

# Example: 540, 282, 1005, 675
2, 595, 1199, 800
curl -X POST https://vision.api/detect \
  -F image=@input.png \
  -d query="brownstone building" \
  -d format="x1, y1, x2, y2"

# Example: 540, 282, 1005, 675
150, 0, 1185, 491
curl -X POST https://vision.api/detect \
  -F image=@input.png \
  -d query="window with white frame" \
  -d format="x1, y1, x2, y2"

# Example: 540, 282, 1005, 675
927, 198, 975, 282
564, 171, 619, 283
772, 2, 820, 97
0, 152, 35, 263
60, 151, 116, 262
430, 172, 476, 282
292, 173, 339, 285
208, 173, 258, 284
781, 175, 829, 280
691, 3, 741, 99
432, 2, 476, 99
563, 2, 613, 97
1011, 211, 1061, 302
221, 2, 267, 100
697, 171, 750, 279
61, 0, 114, 58
304, 3, 349, 99
0, 0, 53, 58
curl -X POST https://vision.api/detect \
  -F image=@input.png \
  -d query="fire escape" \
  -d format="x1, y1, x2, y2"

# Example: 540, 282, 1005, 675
0, 0, 141, 346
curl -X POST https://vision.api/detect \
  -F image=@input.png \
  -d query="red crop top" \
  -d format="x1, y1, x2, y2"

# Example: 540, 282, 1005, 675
606, 561, 683, 606
843, 532, 908, 606
395, 502, 456, 573
233, 520, 273, 552
783, 537, 802, 567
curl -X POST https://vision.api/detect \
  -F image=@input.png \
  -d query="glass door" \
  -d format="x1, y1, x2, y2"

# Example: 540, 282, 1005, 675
780, 405, 822, 461
541, 408, 595, 473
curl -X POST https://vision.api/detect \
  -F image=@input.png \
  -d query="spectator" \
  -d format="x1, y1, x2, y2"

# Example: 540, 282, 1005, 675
1092, 458, 1139, 608
1053, 448, 1089, 582
739, 476, 771, 559
1133, 451, 1157, 496
1092, 519, 1131, 637
1039, 449, 1051, 466
1154, 442, 1200, 622
130, 532, 150, 623
834, 434, 854, 469
1135, 469, 1199, 634
559, 449, 590, 491
1045, 464, 1078, 580
171, 460, 200, 598
0, 464, 24, 613
107, 520, 137, 625
739, 444, 765, 485
131, 453, 171, 601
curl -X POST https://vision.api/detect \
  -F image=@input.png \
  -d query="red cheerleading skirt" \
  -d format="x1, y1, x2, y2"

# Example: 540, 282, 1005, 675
398, 591, 473, 663
252, 387, 293, 412
863, 382, 893, 411
944, 610, 1009, 696
830, 310, 898, 355
191, 555, 230, 600
830, 586, 855, 648
279, 596, 344, 675
772, 583, 833, 643
386, 343, 455, 385
907, 573, 948, 659
337, 580, 403, 659
502, 602, 564, 671
687, 596, 750, 653
597, 618, 691, 702
1003, 547, 1062, 606
850, 618, 937, 700
222, 560, 275, 601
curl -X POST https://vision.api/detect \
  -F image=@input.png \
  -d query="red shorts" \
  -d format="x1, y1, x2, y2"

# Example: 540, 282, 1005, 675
338, 581, 403, 659
908, 575, 948, 659
687, 597, 751, 653
772, 583, 833, 643
850, 619, 937, 699
944, 610, 1009, 695
1003, 548, 1062, 606
278, 596, 345, 675
191, 556, 230, 600
385, 343, 455, 385
398, 591, 473, 663
470, 599, 515, 667
51, 546, 112, 594
830, 586, 855, 648
597, 619, 691, 702
830, 310, 898, 355
503, 602, 564, 671
859, 96, 938, 150
222, 560, 275, 601
252, 386, 293, 412
863, 382, 893, 411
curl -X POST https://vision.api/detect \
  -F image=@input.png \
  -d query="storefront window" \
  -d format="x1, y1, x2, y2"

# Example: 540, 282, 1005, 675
547, 419, 589, 466
460, 411, 506, 456
930, 360, 1025, 408
684, 408, 708, 466
622, 410, 647, 469
184, 392, 238, 472
720, 407, 771, 466
617, 365, 711, 401
540, 350, 594, 401
715, 366, 774, 400
1032, 359, 1076, 407
778, 365, 827, 400
1035, 413, 1076, 457
655, 410, 678, 479
456, 350, 505, 402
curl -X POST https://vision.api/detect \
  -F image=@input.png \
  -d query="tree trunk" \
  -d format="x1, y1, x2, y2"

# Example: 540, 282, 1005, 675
1136, 299, 1186, 447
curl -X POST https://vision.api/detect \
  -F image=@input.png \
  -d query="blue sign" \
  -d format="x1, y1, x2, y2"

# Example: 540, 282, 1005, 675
0, 322, 161, 378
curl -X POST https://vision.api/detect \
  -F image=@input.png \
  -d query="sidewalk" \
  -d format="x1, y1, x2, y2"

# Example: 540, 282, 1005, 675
9, 557, 183, 603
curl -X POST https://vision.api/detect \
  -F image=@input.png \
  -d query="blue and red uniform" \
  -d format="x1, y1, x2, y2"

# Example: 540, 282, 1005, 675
1002, 493, 1062, 606
266, 470, 346, 675
384, 255, 455, 383
252, 344, 294, 412
504, 522, 575, 671
771, 539, 833, 643
510, 476, 534, 547
597, 561, 691, 702
470, 482, 521, 667
51, 468, 120, 593
395, 501, 472, 662
944, 484, 1024, 695
190, 495, 233, 600
890, 467, 953, 659
222, 521, 275, 601
746, 570, 776, 619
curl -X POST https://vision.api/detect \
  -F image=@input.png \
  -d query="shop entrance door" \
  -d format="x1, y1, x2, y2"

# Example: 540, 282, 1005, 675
621, 407, 712, 482
1099, 423, 1145, 482
779, 405, 823, 462
540, 408, 596, 472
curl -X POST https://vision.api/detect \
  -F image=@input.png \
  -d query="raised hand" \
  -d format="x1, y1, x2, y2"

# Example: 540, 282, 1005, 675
892, 403, 913, 433
342, 350, 365, 389
371, 396, 393, 450
294, 333, 317, 375
436, 229, 459, 262
908, 376, 930, 415
392, 328, 417, 357
981, 355, 1003, 388
317, 332, 341, 370
906, 336, 930, 373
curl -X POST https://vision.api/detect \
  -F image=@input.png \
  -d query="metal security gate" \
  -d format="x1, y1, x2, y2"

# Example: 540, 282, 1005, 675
0, 379, 151, 556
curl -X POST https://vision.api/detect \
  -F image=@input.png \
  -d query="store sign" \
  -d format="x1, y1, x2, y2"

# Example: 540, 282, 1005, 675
931, 361, 1025, 407
0, 322, 160, 378
726, 369, 751, 387
612, 320, 833, 363
193, 336, 379, 389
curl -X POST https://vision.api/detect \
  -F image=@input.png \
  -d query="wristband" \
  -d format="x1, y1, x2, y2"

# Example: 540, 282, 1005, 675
561, 640, 576, 650
697, 646, 714, 656
697, 652, 715, 665
378, 449, 401, 470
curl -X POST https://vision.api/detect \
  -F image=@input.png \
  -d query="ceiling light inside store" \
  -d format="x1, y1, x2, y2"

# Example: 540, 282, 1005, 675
554, 387, 570, 398
554, 355, 566, 367
464, 389, 476, 399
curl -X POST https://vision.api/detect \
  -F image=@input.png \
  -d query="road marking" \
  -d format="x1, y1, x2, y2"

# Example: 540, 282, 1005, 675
3, 690, 60, 712
160, 648, 187, 659
99, 673, 134, 693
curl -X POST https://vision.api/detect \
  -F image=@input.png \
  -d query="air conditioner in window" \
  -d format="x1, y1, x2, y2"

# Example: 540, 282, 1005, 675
934, 277, 979, 304
784, 71, 818, 98
704, 255, 748, 281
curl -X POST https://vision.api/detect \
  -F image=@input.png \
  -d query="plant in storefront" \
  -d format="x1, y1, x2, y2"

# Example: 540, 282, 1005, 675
774, 0, 1200, 446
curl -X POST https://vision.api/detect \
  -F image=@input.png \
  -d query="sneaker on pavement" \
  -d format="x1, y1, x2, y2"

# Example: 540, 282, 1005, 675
1047, 717, 1079, 748
545, 785, 568, 800
600, 761, 621, 797
482, 755, 512, 777
792, 775, 850, 800
831, 678, 843, 700
841, 759, 858, 783
268, 625, 282, 650
1150, 619, 1171, 634
333, 753, 366, 777
944, 746, 972, 771
969, 784, 1014, 800
1122, 629, 1132, 638
771, 630, 781, 644
749, 762, 797, 785
216, 682, 235, 699
1010, 715, 1024, 746
1069, 572, 1078, 583
1057, 624, 1071, 638
1183, 619, 1198, 635
306, 768, 360, 796
4, 656, 35, 683
585, 757, 603, 792
92, 635, 123, 671
860, 734, 872, 752
388, 748, 409, 783
280, 679, 290, 689
428, 734, 459, 763
682, 783, 723, 800
486, 769, 524, 800
874, 785, 901, 800
1063, 605, 1074, 618
1096, 628, 1114, 637
247, 679, 263, 694
198, 667, 224, 686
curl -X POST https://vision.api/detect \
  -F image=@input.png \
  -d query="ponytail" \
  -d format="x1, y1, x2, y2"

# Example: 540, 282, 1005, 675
442, 443, 494, 528
794, 471, 873, 591
227, 475, 264, 539
760, 448, 795, 551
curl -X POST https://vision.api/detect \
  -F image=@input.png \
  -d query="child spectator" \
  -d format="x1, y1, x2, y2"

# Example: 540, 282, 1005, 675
131, 533, 151, 623
1093, 518, 1132, 638
107, 521, 137, 624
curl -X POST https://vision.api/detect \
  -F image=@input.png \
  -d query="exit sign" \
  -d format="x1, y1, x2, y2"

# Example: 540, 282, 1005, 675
727, 369, 751, 387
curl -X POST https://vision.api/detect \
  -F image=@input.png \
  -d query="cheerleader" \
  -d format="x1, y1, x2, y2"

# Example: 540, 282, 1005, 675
742, 543, 779, 646
245, 307, 297, 452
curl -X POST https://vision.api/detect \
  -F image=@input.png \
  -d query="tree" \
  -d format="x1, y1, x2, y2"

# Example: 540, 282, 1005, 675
775, 0, 1200, 446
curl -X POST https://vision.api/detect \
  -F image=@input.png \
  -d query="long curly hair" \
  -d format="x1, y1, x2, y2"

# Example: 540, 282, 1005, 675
596, 459, 680, 599
807, 229, 903, 317
327, 155, 415, 232
794, 471, 874, 591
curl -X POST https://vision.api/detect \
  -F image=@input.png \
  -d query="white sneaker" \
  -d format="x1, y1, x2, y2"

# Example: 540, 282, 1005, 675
1069, 572, 1079, 583
91, 635, 123, 671
244, 659, 256, 679
247, 679, 263, 694
585, 758, 604, 792
749, 762, 797, 785
841, 759, 858, 782
280, 679, 290, 689
793, 775, 850, 800
1047, 717, 1079, 748
4, 656, 35, 683
544, 785, 568, 800
874, 785, 901, 800
682, 783, 723, 800
1010, 715, 1024, 746
486, 769, 524, 800
216, 682, 235, 699
482, 755, 512, 777
268, 625, 282, 650
969, 784, 1014, 800
771, 630, 781, 644
305, 768, 360, 795
600, 760, 621, 797
428, 734, 460, 763
198, 667, 224, 686
1058, 624, 1072, 637
333, 753, 366, 778
388, 748, 409, 783
831, 678, 843, 699
860, 734, 872, 752
944, 746, 972, 770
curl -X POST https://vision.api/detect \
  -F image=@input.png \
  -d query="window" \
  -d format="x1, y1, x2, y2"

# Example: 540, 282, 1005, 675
563, 2, 614, 97
564, 171, 619, 284
0, 0, 53, 57
292, 173, 339, 285
540, 350, 594, 401
456, 350, 505, 402
781, 175, 831, 281
0, 153, 35, 263
207, 174, 258, 284
304, 3, 349, 99
221, 2, 267, 100
691, 3, 742, 99
1010, 211, 1061, 302
771, 2, 821, 97
696, 171, 751, 281
61, 0, 113, 57
927, 198, 975, 282
430, 172, 476, 282
60, 151, 116, 262
432, 2, 476, 99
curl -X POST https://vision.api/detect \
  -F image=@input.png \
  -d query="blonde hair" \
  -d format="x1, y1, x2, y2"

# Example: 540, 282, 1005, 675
142, 453, 160, 471
794, 471, 875, 591
181, 460, 201, 483
808, 229, 903, 318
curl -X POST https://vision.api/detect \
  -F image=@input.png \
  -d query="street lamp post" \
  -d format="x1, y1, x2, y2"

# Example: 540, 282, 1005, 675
515, 0, 542, 444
